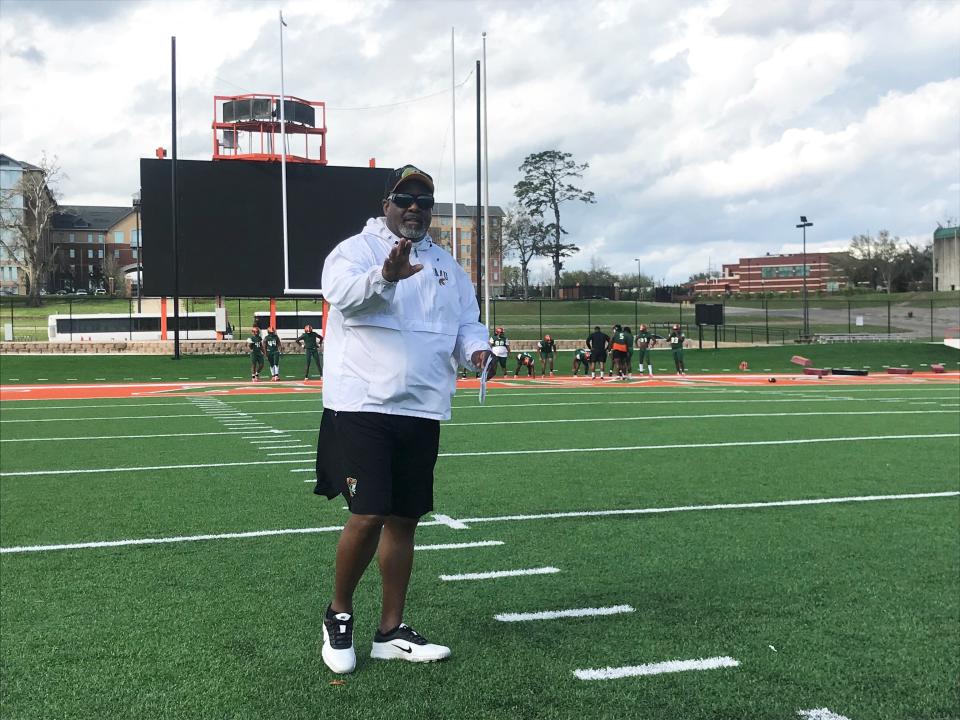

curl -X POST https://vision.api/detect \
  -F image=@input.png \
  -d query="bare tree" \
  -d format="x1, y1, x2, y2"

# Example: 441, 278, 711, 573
502, 204, 546, 299
0, 153, 63, 306
841, 230, 906, 293
101, 254, 128, 297
514, 150, 596, 288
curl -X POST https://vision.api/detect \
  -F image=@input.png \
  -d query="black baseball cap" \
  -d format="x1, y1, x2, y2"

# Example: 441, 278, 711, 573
384, 164, 434, 197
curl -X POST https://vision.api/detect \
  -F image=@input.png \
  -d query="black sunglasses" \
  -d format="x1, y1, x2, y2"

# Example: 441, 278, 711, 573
388, 193, 435, 210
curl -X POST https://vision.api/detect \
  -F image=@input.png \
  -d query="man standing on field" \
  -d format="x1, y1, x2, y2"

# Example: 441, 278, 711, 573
314, 164, 493, 675
297, 324, 323, 380
586, 325, 609, 380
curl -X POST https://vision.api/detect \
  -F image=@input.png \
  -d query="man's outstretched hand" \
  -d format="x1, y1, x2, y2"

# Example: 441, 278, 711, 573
382, 239, 424, 282
471, 350, 496, 379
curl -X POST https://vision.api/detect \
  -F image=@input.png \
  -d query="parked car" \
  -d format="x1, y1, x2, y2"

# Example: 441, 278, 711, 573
93, 288, 107, 296
54, 289, 69, 295
75, 289, 88, 296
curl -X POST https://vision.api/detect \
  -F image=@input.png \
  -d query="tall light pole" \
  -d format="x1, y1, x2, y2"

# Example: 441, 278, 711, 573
796, 215, 813, 338
634, 257, 641, 329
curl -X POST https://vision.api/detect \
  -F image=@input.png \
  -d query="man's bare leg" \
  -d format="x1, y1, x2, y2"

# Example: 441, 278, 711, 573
331, 514, 385, 613
377, 515, 419, 632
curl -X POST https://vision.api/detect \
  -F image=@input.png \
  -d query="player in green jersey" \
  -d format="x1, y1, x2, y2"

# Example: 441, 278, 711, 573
610, 326, 630, 380
537, 334, 557, 376
667, 324, 687, 375
247, 326, 265, 382
634, 324, 660, 377
297, 324, 323, 380
572, 348, 592, 376
489, 327, 510, 373
263, 326, 282, 382
515, 351, 536, 378
622, 326, 634, 379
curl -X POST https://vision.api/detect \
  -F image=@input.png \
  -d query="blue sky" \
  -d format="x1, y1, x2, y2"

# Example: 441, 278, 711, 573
1, 0, 957, 283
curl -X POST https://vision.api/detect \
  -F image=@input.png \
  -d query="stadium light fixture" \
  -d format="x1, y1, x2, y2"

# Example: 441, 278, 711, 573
795, 216, 813, 338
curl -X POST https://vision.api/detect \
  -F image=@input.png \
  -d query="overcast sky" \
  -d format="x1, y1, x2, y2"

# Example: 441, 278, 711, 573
1, 0, 958, 283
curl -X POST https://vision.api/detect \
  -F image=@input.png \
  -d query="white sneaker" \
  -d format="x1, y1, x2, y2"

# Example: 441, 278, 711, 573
322, 606, 356, 674
370, 623, 451, 663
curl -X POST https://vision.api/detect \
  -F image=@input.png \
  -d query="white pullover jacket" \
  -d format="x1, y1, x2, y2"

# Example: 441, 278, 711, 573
321, 217, 489, 421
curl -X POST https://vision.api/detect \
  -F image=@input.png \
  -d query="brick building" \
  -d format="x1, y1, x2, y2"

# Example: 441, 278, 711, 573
428, 203, 504, 296
691, 252, 847, 295
50, 206, 140, 292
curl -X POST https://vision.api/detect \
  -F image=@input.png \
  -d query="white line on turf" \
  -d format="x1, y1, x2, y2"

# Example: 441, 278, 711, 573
573, 656, 739, 681
432, 513, 470, 529
6, 396, 957, 423
442, 409, 959, 428
797, 709, 853, 720
436, 433, 960, 459
13, 433, 955, 478
2, 491, 954, 554
1, 430, 279, 443
266, 450, 314, 456
457, 491, 960, 525
416, 541, 503, 550
3, 408, 952, 443
495, 605, 634, 622
440, 567, 560, 581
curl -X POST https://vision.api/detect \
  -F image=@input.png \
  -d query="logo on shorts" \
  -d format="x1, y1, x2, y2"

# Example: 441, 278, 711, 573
346, 477, 358, 497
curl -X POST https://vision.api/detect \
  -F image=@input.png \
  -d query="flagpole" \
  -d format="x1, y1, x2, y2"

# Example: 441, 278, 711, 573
279, 10, 291, 293
481, 31, 490, 329
451, 27, 458, 263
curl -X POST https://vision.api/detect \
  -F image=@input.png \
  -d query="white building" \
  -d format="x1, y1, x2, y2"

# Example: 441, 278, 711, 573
933, 226, 959, 293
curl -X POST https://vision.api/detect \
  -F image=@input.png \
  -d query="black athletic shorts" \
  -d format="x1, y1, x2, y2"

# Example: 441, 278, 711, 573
313, 409, 440, 518
591, 350, 607, 363
611, 350, 627, 361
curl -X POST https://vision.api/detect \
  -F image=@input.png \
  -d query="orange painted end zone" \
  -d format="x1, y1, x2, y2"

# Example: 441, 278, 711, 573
1, 373, 958, 403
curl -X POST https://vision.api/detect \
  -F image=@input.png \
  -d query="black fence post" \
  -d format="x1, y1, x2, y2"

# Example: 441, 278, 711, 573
765, 299, 769, 344
930, 299, 934, 341
295, 298, 300, 329
587, 298, 591, 336
69, 298, 73, 341
538, 298, 542, 339
847, 301, 851, 333
492, 298, 496, 329
129, 297, 133, 340
887, 301, 891, 334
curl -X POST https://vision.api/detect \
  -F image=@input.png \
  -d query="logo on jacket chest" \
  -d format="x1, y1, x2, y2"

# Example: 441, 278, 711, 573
433, 267, 449, 286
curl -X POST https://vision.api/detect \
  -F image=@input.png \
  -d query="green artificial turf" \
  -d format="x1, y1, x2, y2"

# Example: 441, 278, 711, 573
2, 380, 958, 719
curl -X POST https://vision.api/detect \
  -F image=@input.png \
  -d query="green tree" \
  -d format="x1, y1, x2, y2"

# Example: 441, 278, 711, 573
514, 150, 595, 289
839, 230, 911, 293
502, 204, 546, 299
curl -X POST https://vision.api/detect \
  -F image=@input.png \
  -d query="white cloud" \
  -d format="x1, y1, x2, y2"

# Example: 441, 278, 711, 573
0, 0, 956, 284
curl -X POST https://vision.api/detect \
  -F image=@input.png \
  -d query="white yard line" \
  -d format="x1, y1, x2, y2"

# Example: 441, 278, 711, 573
440, 567, 560, 581
5, 396, 957, 424
0, 458, 313, 477
442, 409, 958, 428
574, 656, 739, 681
495, 605, 634, 622
437, 433, 960, 459
797, 709, 853, 720
7, 434, 955, 478
2, 491, 955, 554
458, 491, 960, 525
432, 513, 470, 529
266, 450, 315, 456
415, 540, 503, 551
1, 430, 282, 443
3, 407, 953, 443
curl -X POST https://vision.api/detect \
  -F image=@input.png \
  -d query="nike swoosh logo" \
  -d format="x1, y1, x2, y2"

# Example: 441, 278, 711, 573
392, 643, 413, 654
